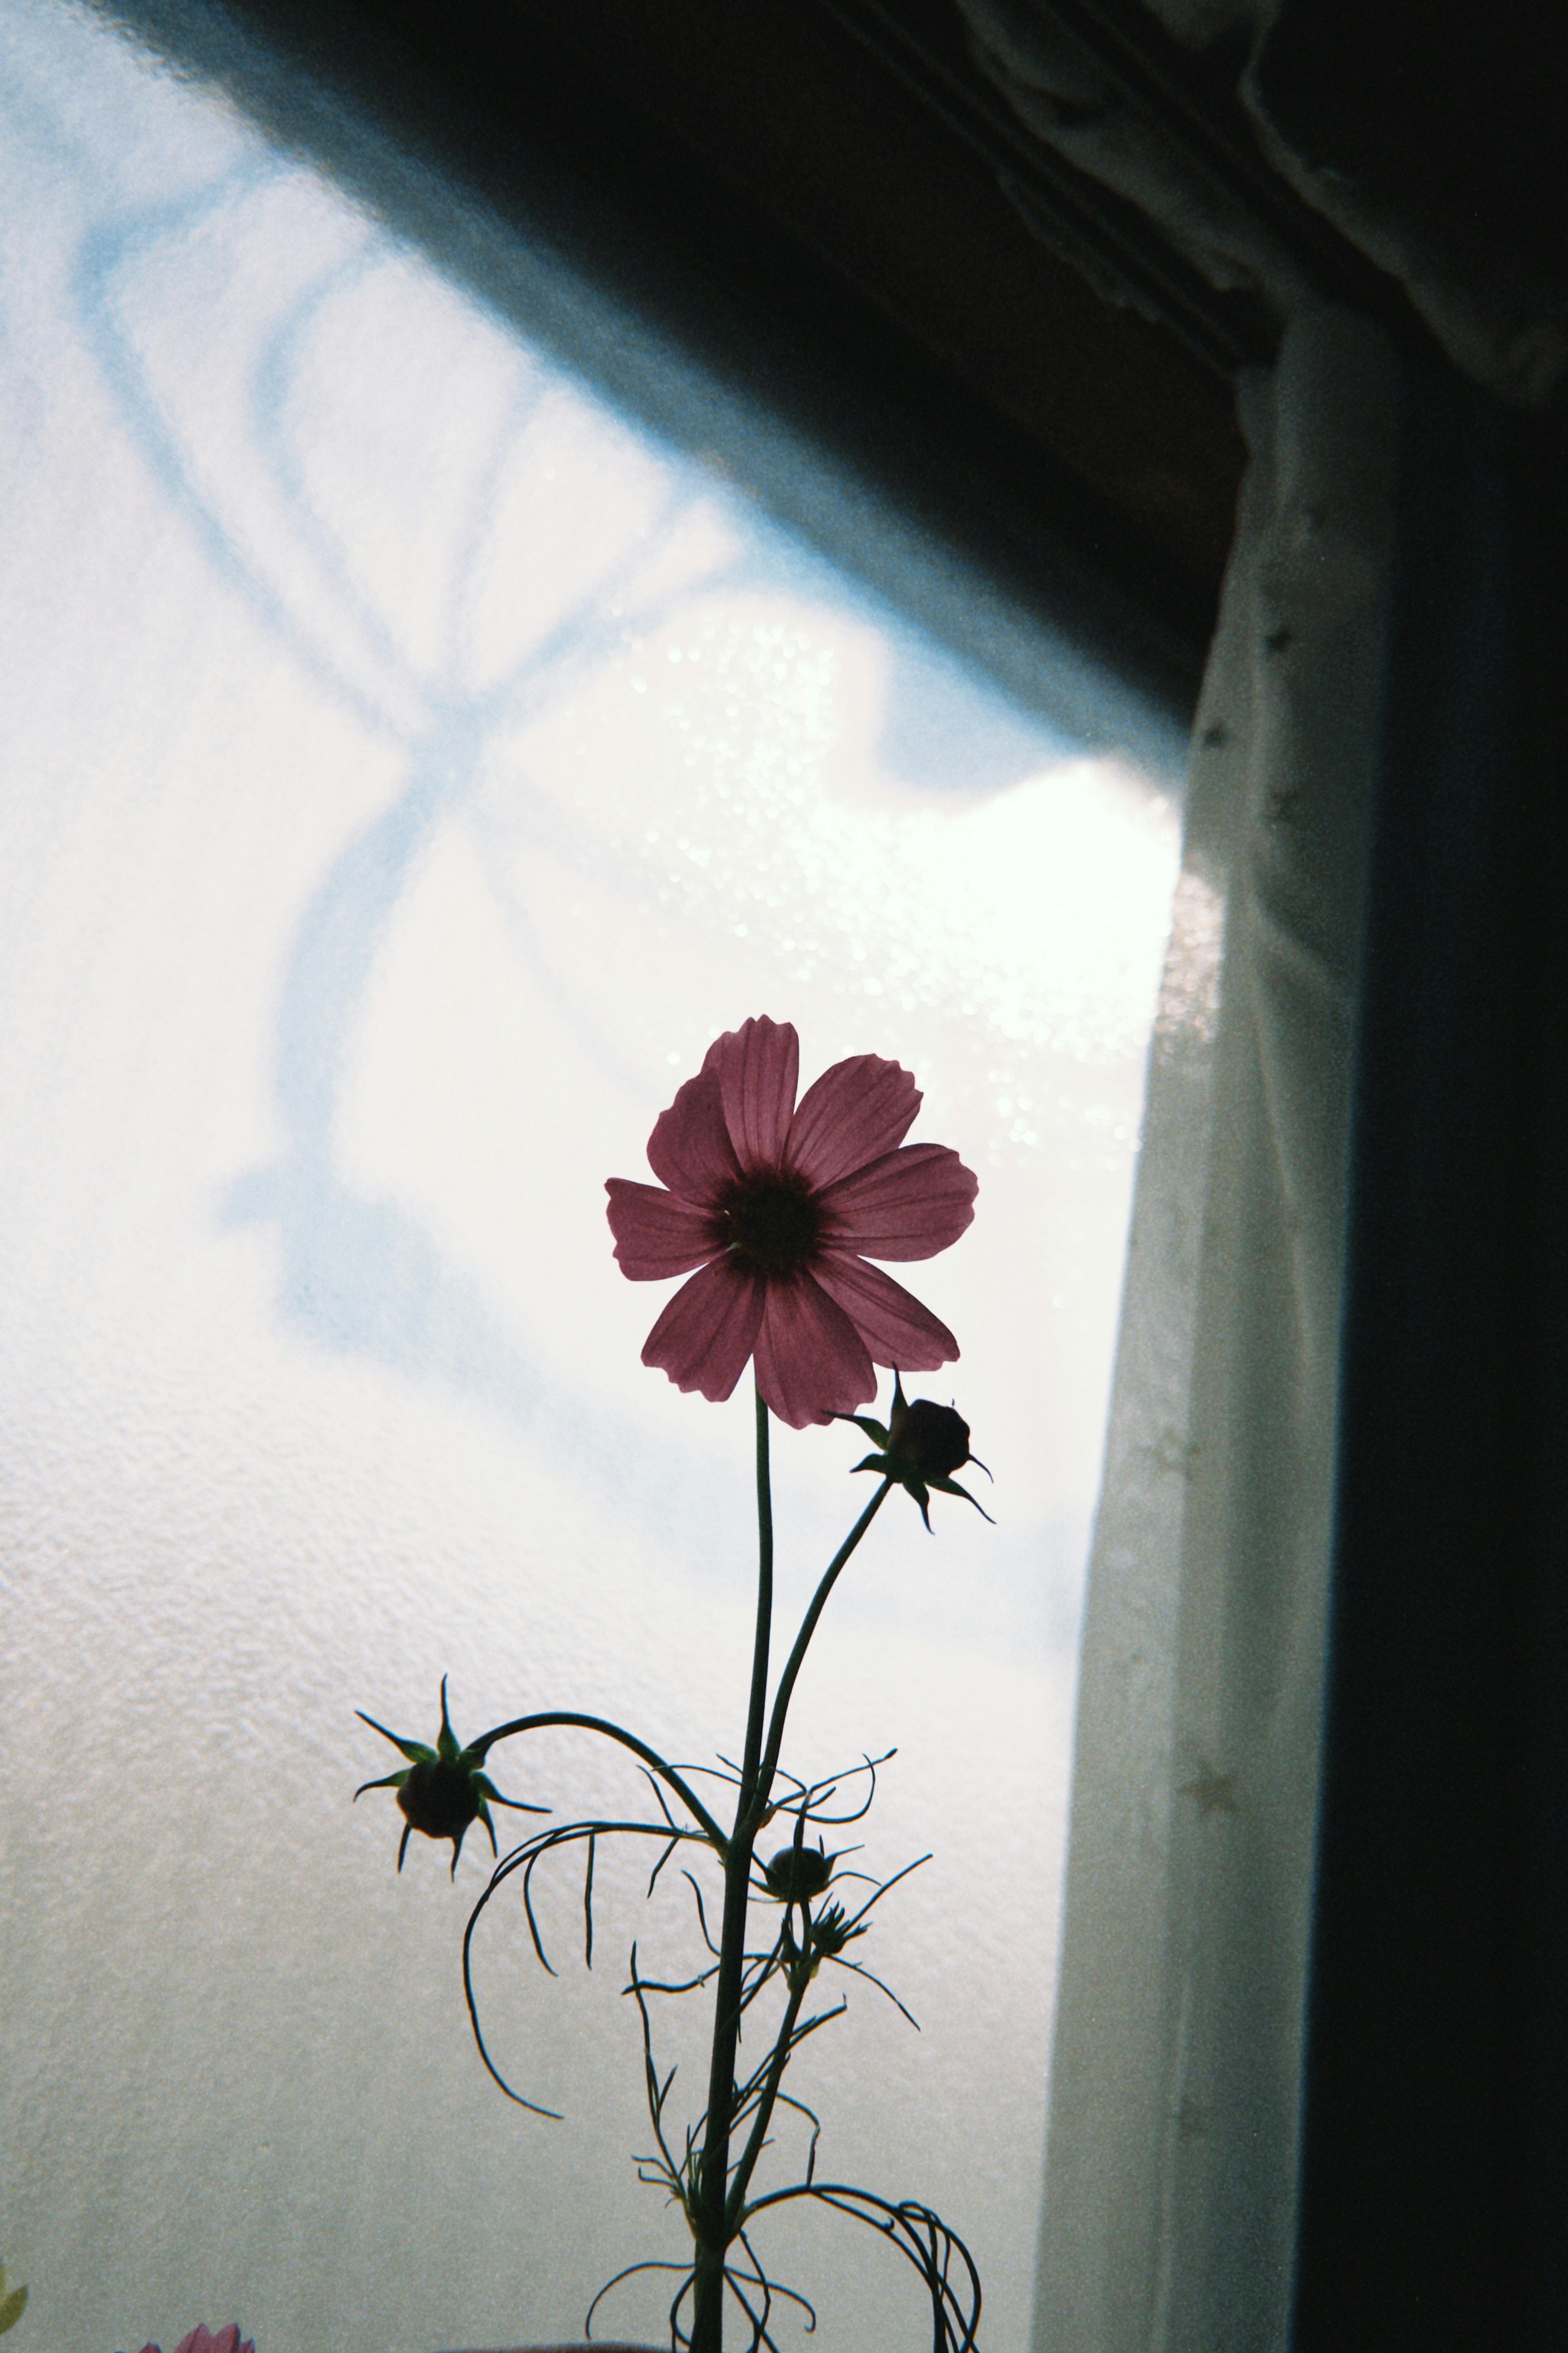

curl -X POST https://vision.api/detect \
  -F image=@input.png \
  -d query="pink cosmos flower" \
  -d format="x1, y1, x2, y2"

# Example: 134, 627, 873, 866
137, 2330, 255, 2353
606, 1017, 977, 1429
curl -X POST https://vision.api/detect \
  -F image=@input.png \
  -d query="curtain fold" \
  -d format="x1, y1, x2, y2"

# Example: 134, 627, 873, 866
1031, 304, 1397, 2352
956, 0, 1566, 410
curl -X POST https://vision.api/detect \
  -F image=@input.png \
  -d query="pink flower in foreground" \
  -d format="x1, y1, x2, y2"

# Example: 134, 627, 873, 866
606, 1017, 977, 1429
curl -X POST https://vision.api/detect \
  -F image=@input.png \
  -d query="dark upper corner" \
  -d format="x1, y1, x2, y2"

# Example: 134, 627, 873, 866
1250, 0, 1568, 297
99, 0, 1568, 730
104, 0, 1249, 720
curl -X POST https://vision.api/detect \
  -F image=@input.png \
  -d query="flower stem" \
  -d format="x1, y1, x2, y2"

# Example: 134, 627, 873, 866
691, 1422, 894, 2353
690, 1380, 775, 2353
742, 1381, 773, 1811
758, 1479, 892, 1799
724, 1963, 811, 2239
469, 1712, 727, 1850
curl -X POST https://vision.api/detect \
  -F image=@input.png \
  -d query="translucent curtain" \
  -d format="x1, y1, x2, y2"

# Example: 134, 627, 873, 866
1032, 307, 1399, 2353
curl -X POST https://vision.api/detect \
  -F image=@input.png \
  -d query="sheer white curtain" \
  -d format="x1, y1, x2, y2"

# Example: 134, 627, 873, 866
1033, 306, 1399, 2353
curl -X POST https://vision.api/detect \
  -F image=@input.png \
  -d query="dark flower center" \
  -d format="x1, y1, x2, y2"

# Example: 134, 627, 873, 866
720, 1173, 820, 1276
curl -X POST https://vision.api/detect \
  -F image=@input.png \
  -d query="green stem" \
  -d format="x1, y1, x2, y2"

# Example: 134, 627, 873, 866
758, 1480, 892, 1799
741, 1382, 774, 1810
724, 1959, 811, 2238
691, 1437, 895, 2352
690, 1380, 776, 2353
470, 1712, 727, 1850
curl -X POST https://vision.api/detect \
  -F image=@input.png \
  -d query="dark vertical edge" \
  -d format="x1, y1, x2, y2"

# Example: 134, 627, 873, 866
1515, 399, 1568, 2349
1291, 365, 1568, 2346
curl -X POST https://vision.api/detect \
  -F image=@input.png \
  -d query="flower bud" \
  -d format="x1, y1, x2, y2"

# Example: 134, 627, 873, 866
808, 1901, 862, 1961
888, 1394, 974, 1482
837, 1373, 994, 1532
762, 1841, 834, 1904
396, 1757, 485, 1847
354, 1677, 543, 1878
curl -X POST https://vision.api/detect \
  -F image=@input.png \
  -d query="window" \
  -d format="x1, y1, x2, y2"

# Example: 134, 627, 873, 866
0, 3, 1186, 2346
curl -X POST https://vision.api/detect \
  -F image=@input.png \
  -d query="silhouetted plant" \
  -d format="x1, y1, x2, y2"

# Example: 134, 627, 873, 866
358, 1018, 989, 2351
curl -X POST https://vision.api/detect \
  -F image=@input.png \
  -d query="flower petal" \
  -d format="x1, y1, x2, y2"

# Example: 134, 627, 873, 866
783, 1052, 921, 1189
645, 1067, 741, 1204
817, 1143, 978, 1260
753, 1271, 877, 1428
641, 1258, 766, 1403
703, 1015, 799, 1169
811, 1253, 960, 1371
606, 1180, 722, 1279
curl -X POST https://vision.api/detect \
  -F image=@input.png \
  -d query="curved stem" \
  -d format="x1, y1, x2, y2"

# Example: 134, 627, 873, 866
758, 1481, 892, 1801
737, 2183, 982, 2352
471, 1711, 726, 1851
